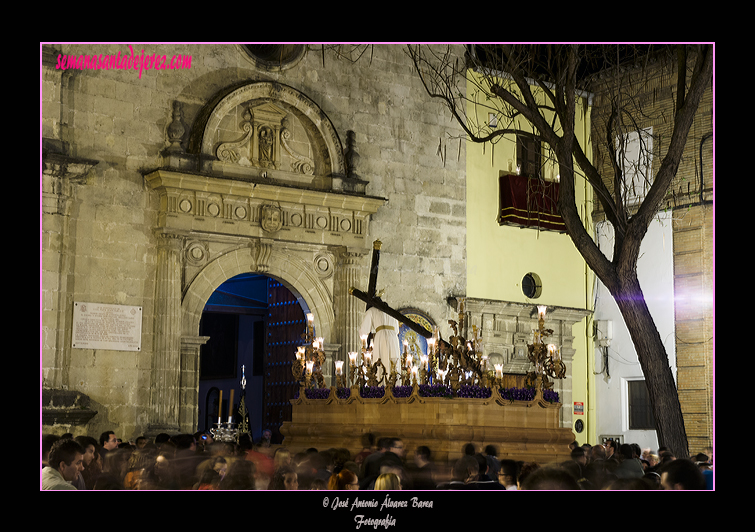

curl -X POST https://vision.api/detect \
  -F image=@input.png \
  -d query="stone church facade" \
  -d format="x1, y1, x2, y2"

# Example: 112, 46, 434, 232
41, 44, 471, 440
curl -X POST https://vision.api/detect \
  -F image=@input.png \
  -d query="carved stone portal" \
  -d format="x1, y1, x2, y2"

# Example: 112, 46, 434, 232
145, 81, 385, 433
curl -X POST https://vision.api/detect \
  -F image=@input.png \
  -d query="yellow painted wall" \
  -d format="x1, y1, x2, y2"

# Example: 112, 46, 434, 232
465, 74, 596, 444
466, 140, 587, 307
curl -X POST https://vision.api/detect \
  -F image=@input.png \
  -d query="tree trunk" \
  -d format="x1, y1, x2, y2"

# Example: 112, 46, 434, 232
610, 274, 689, 458
558, 150, 689, 458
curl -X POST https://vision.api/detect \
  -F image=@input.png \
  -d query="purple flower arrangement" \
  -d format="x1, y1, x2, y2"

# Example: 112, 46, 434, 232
336, 387, 351, 400
499, 387, 536, 401
543, 389, 560, 403
456, 384, 492, 398
294, 384, 558, 403
302, 387, 331, 400
360, 385, 385, 399
498, 387, 561, 403
418, 383, 454, 398
392, 385, 413, 398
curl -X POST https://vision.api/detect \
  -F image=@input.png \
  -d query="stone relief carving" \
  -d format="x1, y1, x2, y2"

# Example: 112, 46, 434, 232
313, 251, 334, 278
184, 241, 208, 267
260, 204, 283, 233
216, 113, 253, 165
215, 103, 314, 176
198, 82, 347, 183
255, 241, 273, 273
281, 121, 314, 175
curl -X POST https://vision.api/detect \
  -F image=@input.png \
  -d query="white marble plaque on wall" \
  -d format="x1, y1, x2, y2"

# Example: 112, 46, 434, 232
71, 302, 142, 351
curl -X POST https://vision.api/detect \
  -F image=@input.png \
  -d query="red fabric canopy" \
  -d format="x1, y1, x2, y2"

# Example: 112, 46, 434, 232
498, 173, 565, 232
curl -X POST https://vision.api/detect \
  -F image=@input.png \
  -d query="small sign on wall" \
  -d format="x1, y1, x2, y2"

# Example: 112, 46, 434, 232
573, 401, 584, 415
72, 302, 142, 352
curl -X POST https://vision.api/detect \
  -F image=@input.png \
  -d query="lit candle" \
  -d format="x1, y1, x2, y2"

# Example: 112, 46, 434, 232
403, 340, 409, 354
296, 346, 305, 360
228, 389, 234, 421
538, 305, 547, 320
306, 360, 314, 375
361, 334, 368, 348
307, 313, 314, 324
411, 366, 419, 381
495, 364, 503, 379
218, 390, 223, 422
548, 344, 560, 360
364, 352, 372, 365
420, 354, 428, 370
335, 360, 343, 375
349, 351, 358, 366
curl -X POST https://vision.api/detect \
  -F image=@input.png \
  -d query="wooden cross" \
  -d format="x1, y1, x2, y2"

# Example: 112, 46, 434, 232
349, 239, 432, 339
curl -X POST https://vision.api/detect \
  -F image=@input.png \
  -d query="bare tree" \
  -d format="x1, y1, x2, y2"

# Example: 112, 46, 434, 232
407, 43, 713, 458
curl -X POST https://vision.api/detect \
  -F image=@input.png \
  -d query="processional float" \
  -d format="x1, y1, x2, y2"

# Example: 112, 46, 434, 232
282, 239, 573, 463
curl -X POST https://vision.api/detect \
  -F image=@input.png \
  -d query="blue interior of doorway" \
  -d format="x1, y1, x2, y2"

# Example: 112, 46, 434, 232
198, 273, 299, 442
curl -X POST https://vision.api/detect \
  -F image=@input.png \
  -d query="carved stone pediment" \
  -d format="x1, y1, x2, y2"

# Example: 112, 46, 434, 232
191, 81, 349, 191
215, 101, 315, 177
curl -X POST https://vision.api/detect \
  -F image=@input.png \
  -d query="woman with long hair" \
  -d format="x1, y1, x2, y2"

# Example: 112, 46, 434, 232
328, 467, 359, 490
374, 472, 402, 490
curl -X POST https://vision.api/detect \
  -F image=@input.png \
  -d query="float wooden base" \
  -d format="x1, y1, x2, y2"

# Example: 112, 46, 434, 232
279, 386, 574, 465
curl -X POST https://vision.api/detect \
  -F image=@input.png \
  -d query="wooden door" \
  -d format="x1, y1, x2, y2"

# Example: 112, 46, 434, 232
263, 279, 305, 444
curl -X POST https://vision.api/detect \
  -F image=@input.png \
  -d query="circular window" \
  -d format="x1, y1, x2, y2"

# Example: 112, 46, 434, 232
241, 44, 307, 71
521, 272, 542, 299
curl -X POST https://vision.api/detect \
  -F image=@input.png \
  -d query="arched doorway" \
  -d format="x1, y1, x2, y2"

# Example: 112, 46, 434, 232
144, 79, 385, 435
197, 273, 308, 444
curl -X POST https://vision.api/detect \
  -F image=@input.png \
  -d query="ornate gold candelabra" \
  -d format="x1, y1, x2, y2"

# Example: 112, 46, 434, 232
346, 335, 389, 391
292, 313, 327, 392
420, 298, 507, 391
526, 305, 566, 391
354, 335, 388, 388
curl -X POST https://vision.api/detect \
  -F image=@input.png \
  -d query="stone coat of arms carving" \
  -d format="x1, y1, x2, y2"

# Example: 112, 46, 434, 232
260, 204, 283, 233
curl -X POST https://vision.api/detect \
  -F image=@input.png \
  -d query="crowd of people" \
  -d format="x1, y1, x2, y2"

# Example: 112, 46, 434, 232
41, 430, 713, 491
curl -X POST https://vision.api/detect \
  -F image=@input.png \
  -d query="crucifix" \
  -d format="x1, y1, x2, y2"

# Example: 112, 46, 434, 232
349, 239, 432, 340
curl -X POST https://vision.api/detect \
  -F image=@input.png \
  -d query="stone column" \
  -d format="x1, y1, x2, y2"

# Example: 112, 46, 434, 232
149, 232, 184, 433
334, 250, 365, 371
179, 336, 209, 432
